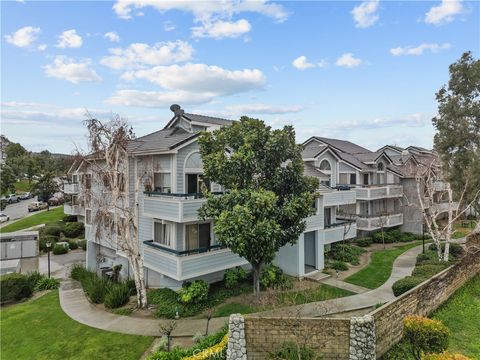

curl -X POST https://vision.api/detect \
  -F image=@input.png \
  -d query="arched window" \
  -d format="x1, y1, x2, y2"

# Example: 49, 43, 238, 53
377, 162, 384, 172
185, 152, 203, 170
319, 160, 331, 171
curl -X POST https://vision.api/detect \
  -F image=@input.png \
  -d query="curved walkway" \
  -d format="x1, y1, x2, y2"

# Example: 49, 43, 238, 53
256, 243, 424, 318
59, 244, 423, 336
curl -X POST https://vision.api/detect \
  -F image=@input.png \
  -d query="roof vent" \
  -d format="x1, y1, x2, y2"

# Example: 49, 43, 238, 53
170, 104, 184, 116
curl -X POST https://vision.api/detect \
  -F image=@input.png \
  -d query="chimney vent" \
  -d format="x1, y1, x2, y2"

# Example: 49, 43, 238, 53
170, 104, 184, 116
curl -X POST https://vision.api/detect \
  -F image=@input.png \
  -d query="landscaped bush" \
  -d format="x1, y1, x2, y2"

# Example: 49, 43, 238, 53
62, 215, 77, 222
82, 275, 111, 304
403, 315, 449, 360
42, 221, 65, 237
64, 222, 84, 238
52, 243, 68, 255
104, 282, 131, 309
428, 243, 463, 259
260, 264, 293, 290
26, 271, 44, 289
392, 276, 424, 296
330, 260, 349, 271
39, 235, 59, 252
78, 239, 87, 251
224, 267, 248, 289
179, 280, 209, 304
67, 239, 79, 250
355, 237, 373, 247
0, 273, 34, 303
147, 327, 228, 360
328, 244, 365, 265
70, 263, 88, 281
149, 288, 180, 318
412, 264, 448, 279
272, 342, 319, 360
422, 351, 472, 360
34, 277, 60, 291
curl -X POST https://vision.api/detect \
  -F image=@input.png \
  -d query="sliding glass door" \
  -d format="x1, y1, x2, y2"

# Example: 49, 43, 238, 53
185, 223, 211, 251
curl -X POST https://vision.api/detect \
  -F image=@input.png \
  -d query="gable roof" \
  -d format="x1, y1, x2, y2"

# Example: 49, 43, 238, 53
164, 105, 233, 129
303, 162, 330, 180
127, 127, 199, 153
311, 136, 372, 154
377, 145, 404, 154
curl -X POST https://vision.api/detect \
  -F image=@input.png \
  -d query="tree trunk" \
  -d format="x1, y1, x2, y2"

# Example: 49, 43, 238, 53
129, 253, 148, 308
252, 262, 262, 297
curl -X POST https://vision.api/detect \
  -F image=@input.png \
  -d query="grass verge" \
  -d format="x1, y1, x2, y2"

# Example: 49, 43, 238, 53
0, 290, 153, 360
1, 206, 64, 233
344, 242, 421, 289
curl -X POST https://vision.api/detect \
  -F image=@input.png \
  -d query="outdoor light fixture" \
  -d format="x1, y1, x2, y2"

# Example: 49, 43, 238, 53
46, 242, 52, 278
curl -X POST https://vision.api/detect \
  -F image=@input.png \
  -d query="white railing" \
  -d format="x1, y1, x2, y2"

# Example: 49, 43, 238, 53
354, 185, 403, 200
323, 190, 356, 206
431, 202, 459, 214
64, 203, 82, 215
64, 183, 79, 194
356, 213, 404, 231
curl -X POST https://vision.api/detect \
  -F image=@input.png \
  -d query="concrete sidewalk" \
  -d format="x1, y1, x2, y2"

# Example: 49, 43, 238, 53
59, 280, 228, 337
58, 244, 423, 336
256, 244, 424, 318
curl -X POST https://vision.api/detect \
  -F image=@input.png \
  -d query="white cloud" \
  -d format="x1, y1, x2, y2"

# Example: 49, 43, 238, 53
57, 29, 83, 48
106, 89, 212, 108
100, 40, 193, 70
192, 19, 251, 39
121, 63, 266, 96
425, 0, 464, 25
44, 56, 101, 84
327, 113, 427, 131
336, 53, 363, 68
4, 26, 40, 48
390, 43, 451, 56
292, 56, 315, 70
351, 0, 380, 28
112, 0, 287, 39
104, 31, 120, 42
37, 44, 47, 51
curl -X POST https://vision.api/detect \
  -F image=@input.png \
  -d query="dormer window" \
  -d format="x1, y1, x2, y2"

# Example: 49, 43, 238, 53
377, 162, 384, 172
319, 160, 331, 172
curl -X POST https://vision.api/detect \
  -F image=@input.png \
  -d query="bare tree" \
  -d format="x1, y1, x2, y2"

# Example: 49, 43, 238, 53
414, 159, 480, 262
80, 116, 150, 308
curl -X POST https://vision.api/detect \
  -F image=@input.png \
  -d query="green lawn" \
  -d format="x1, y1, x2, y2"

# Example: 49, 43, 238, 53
0, 206, 64, 233
15, 179, 33, 193
344, 242, 421, 289
433, 275, 480, 358
0, 291, 153, 360
384, 275, 480, 359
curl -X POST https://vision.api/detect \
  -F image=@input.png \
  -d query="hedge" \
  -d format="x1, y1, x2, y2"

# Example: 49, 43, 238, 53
392, 276, 424, 296
64, 222, 84, 238
0, 273, 34, 303
53, 243, 68, 255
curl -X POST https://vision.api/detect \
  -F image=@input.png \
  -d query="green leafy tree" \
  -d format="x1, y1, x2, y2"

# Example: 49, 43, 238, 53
433, 51, 480, 218
5, 142, 27, 159
25, 157, 38, 184
198, 117, 319, 296
0, 165, 16, 195
31, 172, 59, 202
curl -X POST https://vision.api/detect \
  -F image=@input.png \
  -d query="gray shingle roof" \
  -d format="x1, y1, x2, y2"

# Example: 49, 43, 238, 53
302, 145, 327, 159
127, 127, 198, 153
313, 136, 371, 154
303, 162, 330, 180
183, 113, 233, 126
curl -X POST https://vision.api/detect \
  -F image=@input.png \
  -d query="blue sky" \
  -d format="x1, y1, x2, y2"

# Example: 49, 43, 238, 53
1, 0, 479, 154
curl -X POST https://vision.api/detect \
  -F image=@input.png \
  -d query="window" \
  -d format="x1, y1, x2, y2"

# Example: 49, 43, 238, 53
84, 174, 92, 190
117, 173, 125, 192
339, 173, 348, 184
86, 209, 92, 225
154, 221, 174, 247
324, 208, 332, 226
377, 163, 384, 172
185, 223, 211, 251
363, 173, 369, 185
319, 160, 331, 171
350, 174, 357, 185
154, 173, 171, 193
72, 195, 78, 205
72, 174, 78, 184
186, 174, 210, 194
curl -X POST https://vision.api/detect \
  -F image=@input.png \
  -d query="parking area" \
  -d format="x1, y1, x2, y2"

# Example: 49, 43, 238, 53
1, 196, 39, 223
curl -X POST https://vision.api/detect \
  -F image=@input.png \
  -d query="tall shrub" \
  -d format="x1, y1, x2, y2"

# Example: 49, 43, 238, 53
403, 315, 449, 360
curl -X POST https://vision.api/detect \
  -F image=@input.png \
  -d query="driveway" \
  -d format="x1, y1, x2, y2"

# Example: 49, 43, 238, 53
1, 196, 38, 222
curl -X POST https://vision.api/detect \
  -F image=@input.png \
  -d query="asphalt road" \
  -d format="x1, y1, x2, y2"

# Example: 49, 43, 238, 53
2, 196, 38, 221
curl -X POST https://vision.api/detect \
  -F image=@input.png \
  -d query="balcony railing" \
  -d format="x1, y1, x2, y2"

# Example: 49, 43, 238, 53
356, 213, 403, 231
64, 183, 79, 194
143, 191, 223, 222
431, 201, 459, 214
323, 222, 357, 244
336, 184, 403, 200
64, 202, 82, 215
323, 190, 356, 206
324, 220, 356, 229
143, 240, 248, 281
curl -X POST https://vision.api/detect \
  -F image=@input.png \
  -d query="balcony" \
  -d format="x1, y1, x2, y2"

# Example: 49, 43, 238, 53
431, 201, 459, 214
352, 184, 403, 200
143, 192, 222, 222
356, 213, 403, 231
322, 189, 356, 206
64, 183, 79, 194
322, 221, 357, 244
64, 202, 82, 216
143, 240, 248, 281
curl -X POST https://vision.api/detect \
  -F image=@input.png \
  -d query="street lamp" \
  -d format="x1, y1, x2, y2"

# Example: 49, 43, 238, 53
46, 242, 52, 278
